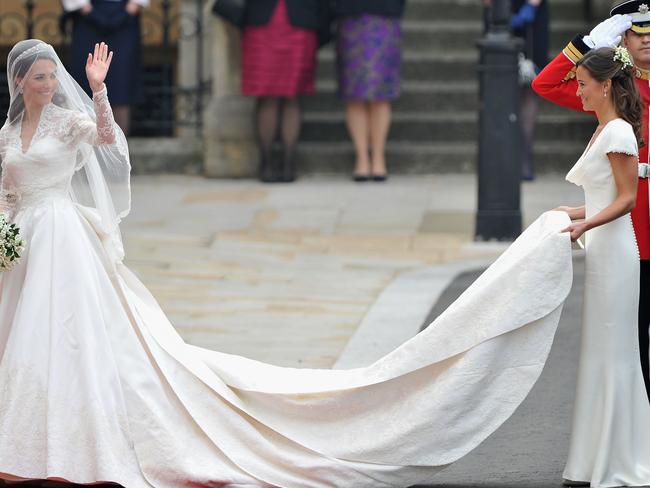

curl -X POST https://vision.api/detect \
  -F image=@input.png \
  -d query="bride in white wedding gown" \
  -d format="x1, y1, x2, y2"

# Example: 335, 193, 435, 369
0, 39, 642, 488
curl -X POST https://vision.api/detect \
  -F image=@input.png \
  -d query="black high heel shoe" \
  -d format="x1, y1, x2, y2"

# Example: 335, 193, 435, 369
279, 154, 296, 183
258, 155, 278, 183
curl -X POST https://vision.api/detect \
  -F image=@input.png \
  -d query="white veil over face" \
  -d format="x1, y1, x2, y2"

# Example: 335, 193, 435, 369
4, 39, 131, 261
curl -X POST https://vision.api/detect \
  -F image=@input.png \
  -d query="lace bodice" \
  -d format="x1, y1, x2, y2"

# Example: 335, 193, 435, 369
566, 118, 639, 217
0, 87, 116, 215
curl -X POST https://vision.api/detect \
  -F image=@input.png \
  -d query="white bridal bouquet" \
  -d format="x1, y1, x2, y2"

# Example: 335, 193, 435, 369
0, 213, 25, 271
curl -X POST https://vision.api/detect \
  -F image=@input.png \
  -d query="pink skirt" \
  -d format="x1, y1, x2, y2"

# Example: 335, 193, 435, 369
241, 0, 318, 97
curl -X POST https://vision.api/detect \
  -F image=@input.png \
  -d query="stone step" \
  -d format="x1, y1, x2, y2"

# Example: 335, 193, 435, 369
309, 81, 477, 112
307, 81, 585, 115
400, 20, 585, 53
317, 50, 479, 83
316, 46, 578, 85
129, 137, 202, 174
300, 111, 595, 143
295, 141, 585, 174
404, 0, 588, 22
125, 138, 586, 175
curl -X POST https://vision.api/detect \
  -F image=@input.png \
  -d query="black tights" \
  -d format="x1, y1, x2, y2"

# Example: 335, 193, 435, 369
256, 96, 301, 167
640, 260, 650, 403
520, 87, 538, 180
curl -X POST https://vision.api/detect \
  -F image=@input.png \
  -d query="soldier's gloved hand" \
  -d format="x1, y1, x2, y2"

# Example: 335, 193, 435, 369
583, 14, 633, 49
510, 2, 538, 30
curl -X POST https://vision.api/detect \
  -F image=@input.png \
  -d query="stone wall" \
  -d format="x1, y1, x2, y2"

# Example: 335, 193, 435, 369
202, 13, 256, 178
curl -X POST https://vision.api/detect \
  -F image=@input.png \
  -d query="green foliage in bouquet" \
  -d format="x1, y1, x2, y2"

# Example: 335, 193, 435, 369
0, 214, 25, 271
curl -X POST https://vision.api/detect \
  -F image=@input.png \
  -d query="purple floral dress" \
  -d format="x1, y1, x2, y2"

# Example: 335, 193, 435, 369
336, 14, 403, 101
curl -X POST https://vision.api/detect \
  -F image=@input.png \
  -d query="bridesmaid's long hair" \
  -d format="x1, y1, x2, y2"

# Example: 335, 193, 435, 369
577, 47, 644, 146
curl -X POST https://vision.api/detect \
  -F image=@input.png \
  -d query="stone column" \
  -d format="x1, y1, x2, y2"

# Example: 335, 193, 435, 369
177, 0, 206, 141
202, 11, 256, 178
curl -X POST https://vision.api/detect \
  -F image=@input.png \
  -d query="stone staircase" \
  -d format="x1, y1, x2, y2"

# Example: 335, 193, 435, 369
298, 0, 596, 175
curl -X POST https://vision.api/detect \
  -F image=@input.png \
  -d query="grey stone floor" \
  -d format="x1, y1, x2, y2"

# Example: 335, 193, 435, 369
120, 174, 583, 368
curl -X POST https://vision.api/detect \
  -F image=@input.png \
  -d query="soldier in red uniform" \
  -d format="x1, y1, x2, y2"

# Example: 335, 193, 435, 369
532, 0, 650, 402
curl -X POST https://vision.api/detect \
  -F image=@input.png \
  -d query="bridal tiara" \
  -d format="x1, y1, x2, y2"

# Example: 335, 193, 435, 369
12, 42, 55, 67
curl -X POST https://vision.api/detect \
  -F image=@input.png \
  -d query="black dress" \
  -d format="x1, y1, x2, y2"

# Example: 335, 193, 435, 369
69, 0, 144, 105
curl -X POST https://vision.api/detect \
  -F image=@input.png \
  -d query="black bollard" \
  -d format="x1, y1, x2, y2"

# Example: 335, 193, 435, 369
475, 0, 523, 241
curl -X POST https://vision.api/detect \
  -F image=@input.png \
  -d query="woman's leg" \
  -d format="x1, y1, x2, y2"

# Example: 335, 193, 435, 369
345, 101, 371, 179
369, 101, 392, 179
279, 97, 301, 182
520, 87, 539, 181
256, 97, 281, 182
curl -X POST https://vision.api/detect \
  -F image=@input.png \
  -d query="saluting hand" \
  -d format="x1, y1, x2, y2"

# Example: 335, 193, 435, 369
584, 14, 632, 50
86, 42, 113, 94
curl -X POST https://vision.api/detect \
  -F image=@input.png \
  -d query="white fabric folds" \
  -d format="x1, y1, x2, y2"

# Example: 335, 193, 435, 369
0, 208, 573, 487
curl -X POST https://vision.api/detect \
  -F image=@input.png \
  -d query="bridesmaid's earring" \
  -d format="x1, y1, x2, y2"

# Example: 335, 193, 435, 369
604, 90, 608, 97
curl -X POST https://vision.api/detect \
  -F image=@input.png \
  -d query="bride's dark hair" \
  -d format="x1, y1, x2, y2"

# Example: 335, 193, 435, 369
577, 47, 644, 146
7, 42, 61, 123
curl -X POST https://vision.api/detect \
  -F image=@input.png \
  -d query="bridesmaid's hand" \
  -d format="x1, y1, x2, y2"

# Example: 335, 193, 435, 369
86, 42, 113, 94
561, 221, 590, 242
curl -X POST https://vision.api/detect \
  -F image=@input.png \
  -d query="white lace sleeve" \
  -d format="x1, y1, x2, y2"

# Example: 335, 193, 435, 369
604, 120, 639, 158
69, 85, 118, 148
0, 128, 17, 217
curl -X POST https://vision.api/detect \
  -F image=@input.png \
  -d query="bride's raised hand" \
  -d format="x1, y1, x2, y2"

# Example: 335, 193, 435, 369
86, 42, 113, 94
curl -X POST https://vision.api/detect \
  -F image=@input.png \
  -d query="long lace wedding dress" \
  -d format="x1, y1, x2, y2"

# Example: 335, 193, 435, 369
0, 95, 577, 486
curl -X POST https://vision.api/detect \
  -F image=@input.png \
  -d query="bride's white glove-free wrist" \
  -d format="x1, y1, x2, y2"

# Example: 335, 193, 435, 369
583, 14, 633, 49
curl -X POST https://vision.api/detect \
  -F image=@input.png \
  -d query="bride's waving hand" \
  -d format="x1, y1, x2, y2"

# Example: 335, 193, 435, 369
85, 42, 113, 94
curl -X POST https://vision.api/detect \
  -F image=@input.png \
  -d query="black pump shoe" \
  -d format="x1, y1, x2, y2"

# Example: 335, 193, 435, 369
258, 156, 278, 183
279, 156, 296, 183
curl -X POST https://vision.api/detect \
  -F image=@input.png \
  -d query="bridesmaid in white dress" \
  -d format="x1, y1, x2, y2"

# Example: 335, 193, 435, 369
557, 47, 650, 487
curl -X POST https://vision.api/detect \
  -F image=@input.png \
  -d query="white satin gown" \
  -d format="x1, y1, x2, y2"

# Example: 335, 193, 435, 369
563, 118, 650, 487
0, 101, 577, 487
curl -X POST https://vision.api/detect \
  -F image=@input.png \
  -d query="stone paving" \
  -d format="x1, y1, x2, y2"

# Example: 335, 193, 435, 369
121, 174, 583, 369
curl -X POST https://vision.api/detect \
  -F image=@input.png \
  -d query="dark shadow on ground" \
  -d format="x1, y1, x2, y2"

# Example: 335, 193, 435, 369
411, 484, 564, 488
0, 481, 122, 487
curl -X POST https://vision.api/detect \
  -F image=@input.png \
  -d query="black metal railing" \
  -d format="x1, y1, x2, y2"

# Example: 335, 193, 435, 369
0, 0, 209, 137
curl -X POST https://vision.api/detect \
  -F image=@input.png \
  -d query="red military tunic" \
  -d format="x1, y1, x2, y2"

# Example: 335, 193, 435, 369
532, 35, 650, 260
